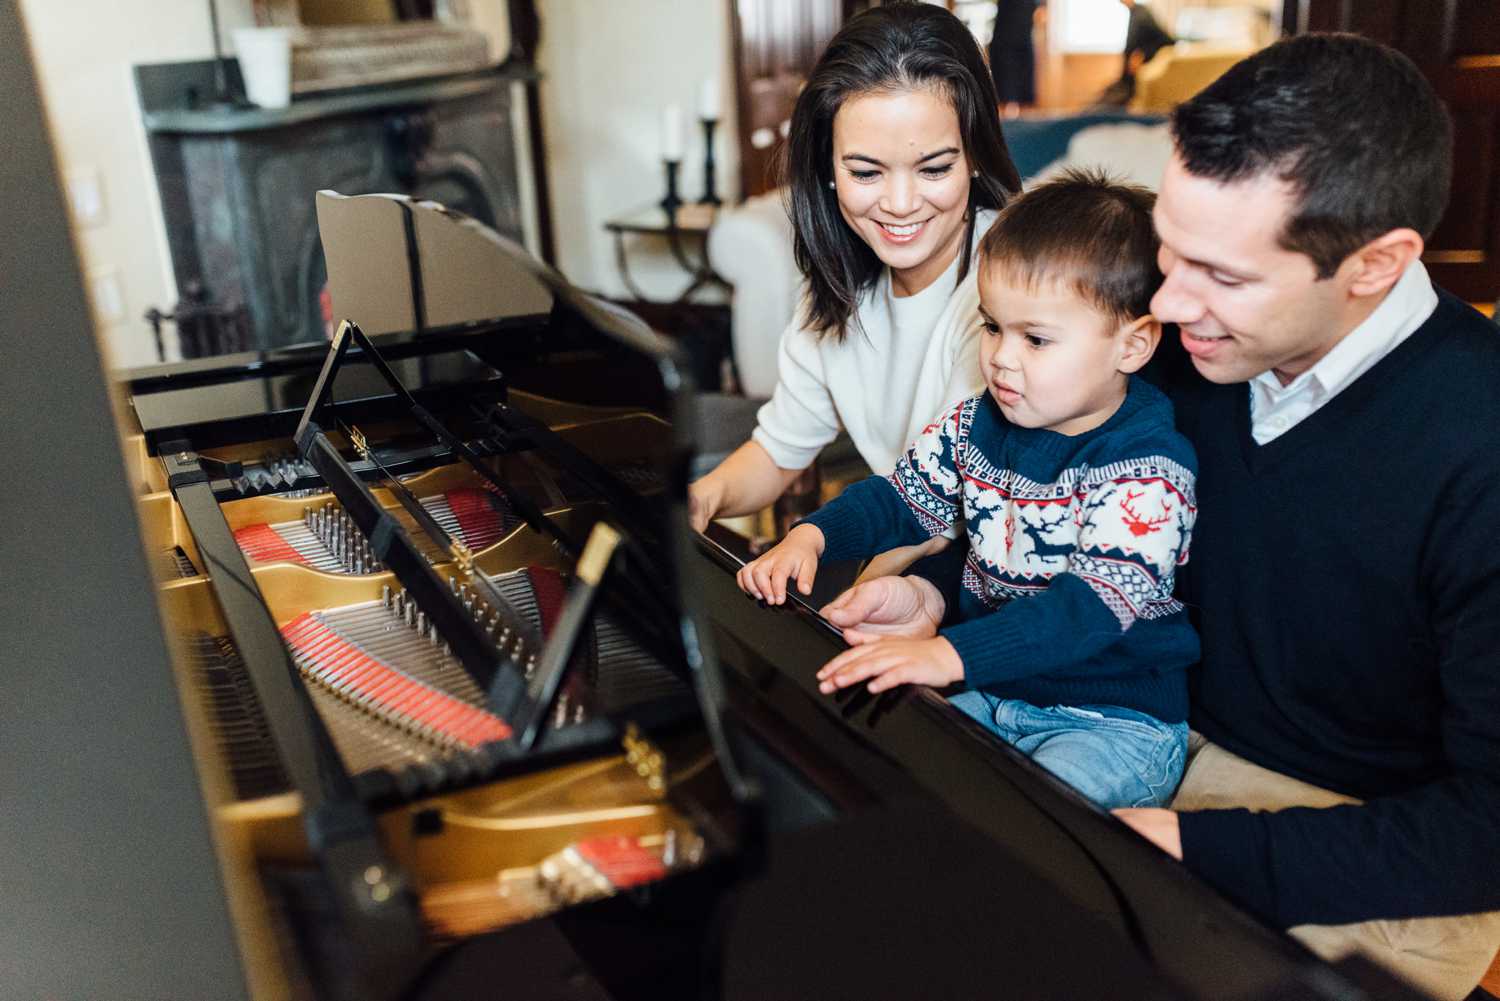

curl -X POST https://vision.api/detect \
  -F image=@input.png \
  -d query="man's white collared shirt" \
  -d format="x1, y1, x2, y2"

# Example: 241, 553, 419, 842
1249, 261, 1439, 444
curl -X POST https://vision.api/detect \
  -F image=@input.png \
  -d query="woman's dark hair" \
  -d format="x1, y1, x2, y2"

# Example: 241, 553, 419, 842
1171, 33, 1453, 280
779, 1, 1022, 340
980, 168, 1161, 326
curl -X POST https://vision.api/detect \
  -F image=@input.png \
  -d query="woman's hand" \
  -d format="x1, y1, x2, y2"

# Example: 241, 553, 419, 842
815, 634, 964, 695
820, 574, 946, 641
736, 523, 825, 604
688, 442, 806, 533
688, 477, 724, 533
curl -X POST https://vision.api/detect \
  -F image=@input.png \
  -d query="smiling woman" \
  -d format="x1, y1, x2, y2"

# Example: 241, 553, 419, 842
832, 89, 974, 298
689, 1, 1022, 539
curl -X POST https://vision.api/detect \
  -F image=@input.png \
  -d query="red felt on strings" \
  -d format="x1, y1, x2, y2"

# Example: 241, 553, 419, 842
281, 612, 511, 747
235, 523, 308, 565
573, 836, 668, 888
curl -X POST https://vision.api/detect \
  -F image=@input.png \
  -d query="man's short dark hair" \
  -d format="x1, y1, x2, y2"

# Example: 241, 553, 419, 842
1171, 33, 1453, 279
979, 168, 1161, 326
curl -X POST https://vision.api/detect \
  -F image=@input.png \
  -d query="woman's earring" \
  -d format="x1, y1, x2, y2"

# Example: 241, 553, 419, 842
827, 180, 835, 190
971, 170, 979, 178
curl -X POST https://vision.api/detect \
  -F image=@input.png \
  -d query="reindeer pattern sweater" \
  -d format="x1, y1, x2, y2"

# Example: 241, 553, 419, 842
803, 376, 1199, 722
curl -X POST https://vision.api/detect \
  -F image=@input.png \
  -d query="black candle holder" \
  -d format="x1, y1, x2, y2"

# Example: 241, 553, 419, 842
699, 117, 722, 205
660, 158, 683, 218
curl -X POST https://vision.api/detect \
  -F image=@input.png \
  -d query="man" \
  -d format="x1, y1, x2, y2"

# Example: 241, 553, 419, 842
820, 33, 1500, 1000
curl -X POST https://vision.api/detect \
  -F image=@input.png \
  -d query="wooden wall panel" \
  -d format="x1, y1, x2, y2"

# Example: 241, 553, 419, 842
729, 0, 847, 199
1287, 0, 1500, 300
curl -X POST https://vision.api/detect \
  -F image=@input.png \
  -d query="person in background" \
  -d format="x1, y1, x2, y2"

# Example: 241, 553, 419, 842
989, 0, 1044, 119
1096, 0, 1174, 107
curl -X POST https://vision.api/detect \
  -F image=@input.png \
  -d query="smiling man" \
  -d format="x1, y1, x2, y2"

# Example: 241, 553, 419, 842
1105, 33, 1500, 1000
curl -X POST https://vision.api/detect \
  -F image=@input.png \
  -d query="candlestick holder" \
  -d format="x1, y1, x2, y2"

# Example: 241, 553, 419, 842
699, 117, 722, 206
660, 158, 683, 218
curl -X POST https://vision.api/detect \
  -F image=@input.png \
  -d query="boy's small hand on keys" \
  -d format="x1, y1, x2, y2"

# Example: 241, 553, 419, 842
816, 633, 964, 694
736, 523, 825, 605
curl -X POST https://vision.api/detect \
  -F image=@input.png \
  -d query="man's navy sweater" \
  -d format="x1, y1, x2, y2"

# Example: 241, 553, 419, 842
1162, 291, 1500, 927
804, 377, 1199, 722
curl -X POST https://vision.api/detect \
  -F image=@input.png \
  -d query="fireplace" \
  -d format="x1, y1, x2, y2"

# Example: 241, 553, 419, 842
137, 59, 544, 357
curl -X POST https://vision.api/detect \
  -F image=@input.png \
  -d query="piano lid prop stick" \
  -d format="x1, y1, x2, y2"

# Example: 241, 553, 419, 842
513, 521, 623, 753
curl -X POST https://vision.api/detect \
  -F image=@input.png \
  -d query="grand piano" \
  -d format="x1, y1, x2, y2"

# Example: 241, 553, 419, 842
0, 41, 1424, 989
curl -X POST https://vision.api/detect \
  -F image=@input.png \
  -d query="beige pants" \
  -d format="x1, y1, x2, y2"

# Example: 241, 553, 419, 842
1172, 735, 1500, 1000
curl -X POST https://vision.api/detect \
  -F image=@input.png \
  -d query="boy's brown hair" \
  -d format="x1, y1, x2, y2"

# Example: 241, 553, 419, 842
979, 168, 1161, 326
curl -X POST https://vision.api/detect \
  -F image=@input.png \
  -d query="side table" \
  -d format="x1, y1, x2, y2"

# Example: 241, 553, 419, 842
604, 202, 731, 304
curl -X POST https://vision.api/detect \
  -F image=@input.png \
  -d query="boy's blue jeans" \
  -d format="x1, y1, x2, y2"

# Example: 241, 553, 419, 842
948, 691, 1187, 810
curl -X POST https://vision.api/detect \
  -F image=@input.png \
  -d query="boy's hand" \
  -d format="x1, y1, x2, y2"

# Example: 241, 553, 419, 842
737, 523, 825, 605
815, 634, 963, 695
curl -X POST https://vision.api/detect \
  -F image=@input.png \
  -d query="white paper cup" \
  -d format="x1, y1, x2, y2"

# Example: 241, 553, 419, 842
233, 27, 293, 109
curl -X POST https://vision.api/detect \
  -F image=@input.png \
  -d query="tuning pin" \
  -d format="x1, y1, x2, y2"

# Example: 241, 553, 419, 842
663, 829, 678, 868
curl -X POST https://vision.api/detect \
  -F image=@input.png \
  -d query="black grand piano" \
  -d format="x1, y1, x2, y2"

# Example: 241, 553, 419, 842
5, 172, 1426, 998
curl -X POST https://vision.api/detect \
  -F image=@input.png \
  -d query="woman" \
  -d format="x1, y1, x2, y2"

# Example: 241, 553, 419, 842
689, 2, 1022, 547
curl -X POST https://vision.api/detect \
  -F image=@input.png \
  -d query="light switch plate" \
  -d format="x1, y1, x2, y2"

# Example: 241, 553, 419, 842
66, 167, 106, 228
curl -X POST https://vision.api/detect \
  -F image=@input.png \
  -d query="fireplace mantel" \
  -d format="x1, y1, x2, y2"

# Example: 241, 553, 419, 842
136, 59, 549, 358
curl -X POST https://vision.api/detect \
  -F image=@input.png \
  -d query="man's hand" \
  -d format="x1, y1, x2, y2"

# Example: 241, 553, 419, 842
815, 634, 964, 695
820, 574, 947, 641
1113, 807, 1183, 859
737, 523, 825, 604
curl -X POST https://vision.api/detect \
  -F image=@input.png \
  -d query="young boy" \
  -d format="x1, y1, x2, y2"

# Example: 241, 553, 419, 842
737, 170, 1199, 810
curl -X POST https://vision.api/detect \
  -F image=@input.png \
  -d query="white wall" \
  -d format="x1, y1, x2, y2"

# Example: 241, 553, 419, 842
537, 0, 738, 300
18, 1, 258, 369
17, 0, 731, 370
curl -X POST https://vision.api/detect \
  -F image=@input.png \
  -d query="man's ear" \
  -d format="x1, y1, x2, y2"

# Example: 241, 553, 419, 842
1345, 228, 1424, 298
1117, 314, 1162, 374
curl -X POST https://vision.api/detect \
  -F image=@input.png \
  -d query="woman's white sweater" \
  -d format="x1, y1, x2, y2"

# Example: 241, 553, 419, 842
751, 210, 992, 477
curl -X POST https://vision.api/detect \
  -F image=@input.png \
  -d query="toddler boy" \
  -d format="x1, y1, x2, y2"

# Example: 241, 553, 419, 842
738, 170, 1199, 810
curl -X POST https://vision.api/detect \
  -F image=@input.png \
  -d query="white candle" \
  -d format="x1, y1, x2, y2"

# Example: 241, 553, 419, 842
661, 103, 685, 161
698, 77, 720, 121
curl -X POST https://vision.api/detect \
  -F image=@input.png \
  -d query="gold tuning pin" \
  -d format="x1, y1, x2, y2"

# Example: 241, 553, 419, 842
349, 425, 371, 460
448, 540, 476, 574
621, 722, 667, 793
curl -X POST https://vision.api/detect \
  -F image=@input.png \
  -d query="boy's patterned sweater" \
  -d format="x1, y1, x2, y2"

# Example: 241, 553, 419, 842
802, 376, 1199, 722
